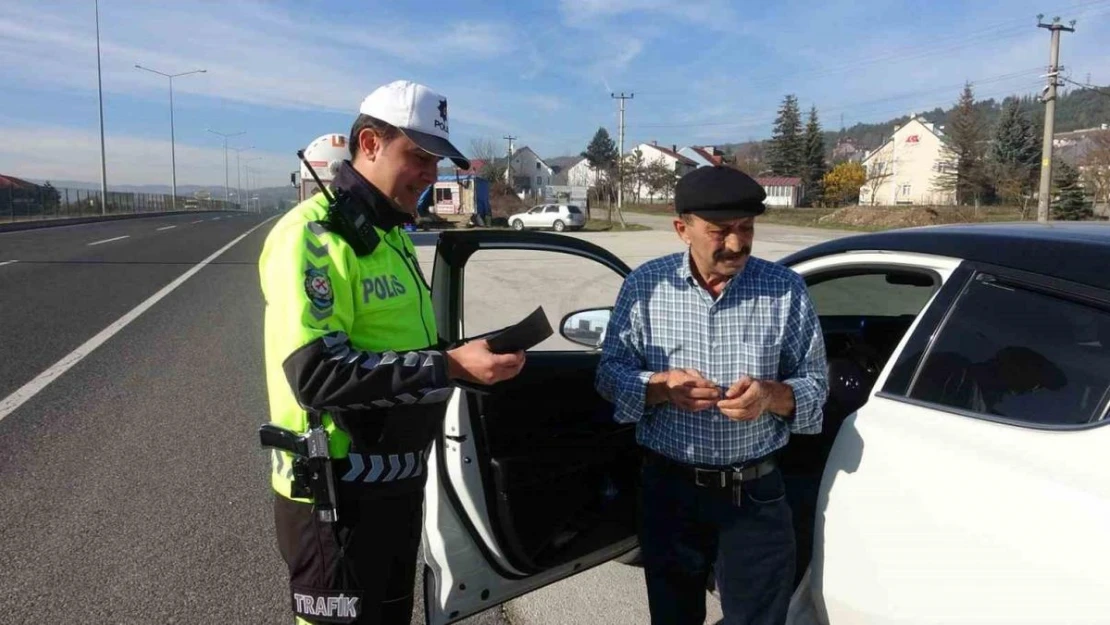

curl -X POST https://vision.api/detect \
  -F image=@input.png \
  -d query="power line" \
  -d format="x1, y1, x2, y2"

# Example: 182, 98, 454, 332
1061, 76, 1110, 98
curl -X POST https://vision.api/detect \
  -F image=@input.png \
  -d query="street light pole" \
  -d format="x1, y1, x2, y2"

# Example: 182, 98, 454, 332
207, 129, 244, 207
94, 0, 108, 215
231, 145, 254, 212
244, 156, 262, 214
135, 65, 206, 212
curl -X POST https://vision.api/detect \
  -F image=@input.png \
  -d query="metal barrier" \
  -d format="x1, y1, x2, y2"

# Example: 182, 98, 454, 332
0, 185, 242, 223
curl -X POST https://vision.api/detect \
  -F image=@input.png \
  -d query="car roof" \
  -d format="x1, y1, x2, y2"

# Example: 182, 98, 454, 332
778, 221, 1110, 290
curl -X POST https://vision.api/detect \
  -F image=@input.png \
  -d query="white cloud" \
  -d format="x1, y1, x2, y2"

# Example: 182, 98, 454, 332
557, 0, 740, 31
0, 125, 292, 188
0, 0, 513, 118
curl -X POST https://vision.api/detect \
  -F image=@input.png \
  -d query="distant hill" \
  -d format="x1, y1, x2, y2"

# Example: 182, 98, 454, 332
718, 86, 1110, 159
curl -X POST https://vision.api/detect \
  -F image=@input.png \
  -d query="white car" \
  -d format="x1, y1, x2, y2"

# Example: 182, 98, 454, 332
508, 203, 586, 232
418, 223, 1110, 625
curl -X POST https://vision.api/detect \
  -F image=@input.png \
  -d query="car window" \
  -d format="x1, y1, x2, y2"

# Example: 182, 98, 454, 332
462, 248, 623, 352
908, 274, 1110, 427
544, 206, 559, 213
566, 205, 582, 214
528, 206, 543, 214
807, 270, 938, 317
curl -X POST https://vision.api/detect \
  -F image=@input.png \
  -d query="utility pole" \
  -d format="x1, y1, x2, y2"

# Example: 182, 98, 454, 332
207, 129, 244, 207
134, 65, 206, 212
94, 0, 108, 215
612, 92, 633, 227
503, 135, 516, 188
1036, 14, 1076, 222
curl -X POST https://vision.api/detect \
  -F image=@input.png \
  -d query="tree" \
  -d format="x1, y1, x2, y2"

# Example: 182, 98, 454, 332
860, 158, 893, 206
731, 141, 766, 177
643, 160, 676, 202
933, 83, 989, 206
988, 98, 1039, 213
469, 138, 506, 182
582, 127, 620, 224
822, 162, 866, 207
767, 95, 804, 177
1052, 161, 1094, 220
622, 149, 646, 202
803, 106, 828, 205
1079, 130, 1110, 206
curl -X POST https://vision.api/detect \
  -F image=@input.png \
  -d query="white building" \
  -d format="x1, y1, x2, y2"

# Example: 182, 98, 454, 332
634, 142, 699, 177
858, 115, 957, 206
566, 157, 603, 188
506, 146, 554, 198
678, 146, 725, 168
756, 177, 803, 208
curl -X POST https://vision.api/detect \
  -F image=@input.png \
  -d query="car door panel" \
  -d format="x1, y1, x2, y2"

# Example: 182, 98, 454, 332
424, 231, 637, 624
785, 254, 1110, 624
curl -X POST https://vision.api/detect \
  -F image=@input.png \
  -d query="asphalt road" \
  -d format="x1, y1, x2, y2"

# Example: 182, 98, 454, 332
0, 211, 848, 624
0, 212, 508, 624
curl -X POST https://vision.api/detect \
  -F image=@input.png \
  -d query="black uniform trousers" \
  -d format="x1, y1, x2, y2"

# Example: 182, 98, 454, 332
274, 487, 424, 625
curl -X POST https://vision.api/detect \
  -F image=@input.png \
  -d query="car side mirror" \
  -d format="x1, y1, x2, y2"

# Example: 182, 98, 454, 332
560, 307, 612, 349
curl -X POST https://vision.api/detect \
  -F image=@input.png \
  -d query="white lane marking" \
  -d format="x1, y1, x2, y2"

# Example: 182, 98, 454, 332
0, 260, 18, 267
0, 216, 276, 424
88, 235, 129, 246
191, 220, 204, 224
210, 217, 221, 221
157, 225, 177, 231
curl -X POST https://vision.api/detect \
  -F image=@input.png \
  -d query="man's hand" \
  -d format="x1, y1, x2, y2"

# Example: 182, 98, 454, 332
717, 375, 796, 421
646, 369, 720, 411
717, 375, 771, 421
446, 339, 526, 385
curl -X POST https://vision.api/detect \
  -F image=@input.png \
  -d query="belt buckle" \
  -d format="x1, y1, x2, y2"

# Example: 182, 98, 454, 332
694, 468, 727, 488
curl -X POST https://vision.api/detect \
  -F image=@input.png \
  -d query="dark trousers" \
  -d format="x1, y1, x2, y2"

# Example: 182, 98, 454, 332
274, 489, 424, 625
639, 459, 796, 625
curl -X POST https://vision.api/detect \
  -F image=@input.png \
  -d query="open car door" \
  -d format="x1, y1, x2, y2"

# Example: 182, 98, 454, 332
422, 230, 639, 624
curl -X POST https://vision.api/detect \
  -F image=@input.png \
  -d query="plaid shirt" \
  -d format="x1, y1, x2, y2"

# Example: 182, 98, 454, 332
596, 251, 828, 467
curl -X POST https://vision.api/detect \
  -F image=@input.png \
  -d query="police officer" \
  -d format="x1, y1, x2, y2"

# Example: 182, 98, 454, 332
259, 80, 525, 624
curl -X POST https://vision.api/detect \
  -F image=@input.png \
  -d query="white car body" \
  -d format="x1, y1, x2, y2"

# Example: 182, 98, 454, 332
508, 204, 586, 232
419, 224, 1110, 625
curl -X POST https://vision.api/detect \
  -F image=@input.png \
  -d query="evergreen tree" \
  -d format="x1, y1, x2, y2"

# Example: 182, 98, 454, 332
934, 83, 989, 205
1052, 162, 1093, 220
767, 95, 804, 177
803, 106, 828, 205
582, 127, 618, 172
989, 98, 1039, 205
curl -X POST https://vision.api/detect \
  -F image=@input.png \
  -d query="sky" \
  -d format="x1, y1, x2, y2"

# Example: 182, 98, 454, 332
1, 0, 1109, 189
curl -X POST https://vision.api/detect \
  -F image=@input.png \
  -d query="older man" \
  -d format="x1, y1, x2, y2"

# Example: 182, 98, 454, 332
596, 165, 828, 625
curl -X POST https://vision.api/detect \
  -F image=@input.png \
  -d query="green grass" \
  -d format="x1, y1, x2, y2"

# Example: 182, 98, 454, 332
620, 202, 1037, 232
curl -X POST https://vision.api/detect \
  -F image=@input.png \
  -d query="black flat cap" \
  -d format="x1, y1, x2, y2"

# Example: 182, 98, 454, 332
675, 165, 766, 220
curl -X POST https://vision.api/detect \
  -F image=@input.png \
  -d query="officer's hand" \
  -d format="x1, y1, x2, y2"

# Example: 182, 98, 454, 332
717, 375, 770, 421
446, 339, 526, 385
648, 369, 720, 411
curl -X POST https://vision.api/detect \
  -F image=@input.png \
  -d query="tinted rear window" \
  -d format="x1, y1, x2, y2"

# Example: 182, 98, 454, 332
567, 205, 582, 214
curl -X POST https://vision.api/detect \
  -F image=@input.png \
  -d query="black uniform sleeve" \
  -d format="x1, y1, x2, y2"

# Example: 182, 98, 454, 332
282, 331, 454, 413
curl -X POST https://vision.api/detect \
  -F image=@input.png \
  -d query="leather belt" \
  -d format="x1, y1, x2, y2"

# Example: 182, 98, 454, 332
643, 449, 777, 488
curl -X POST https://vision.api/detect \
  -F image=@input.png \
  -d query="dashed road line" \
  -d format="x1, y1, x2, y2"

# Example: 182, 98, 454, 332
88, 235, 129, 246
